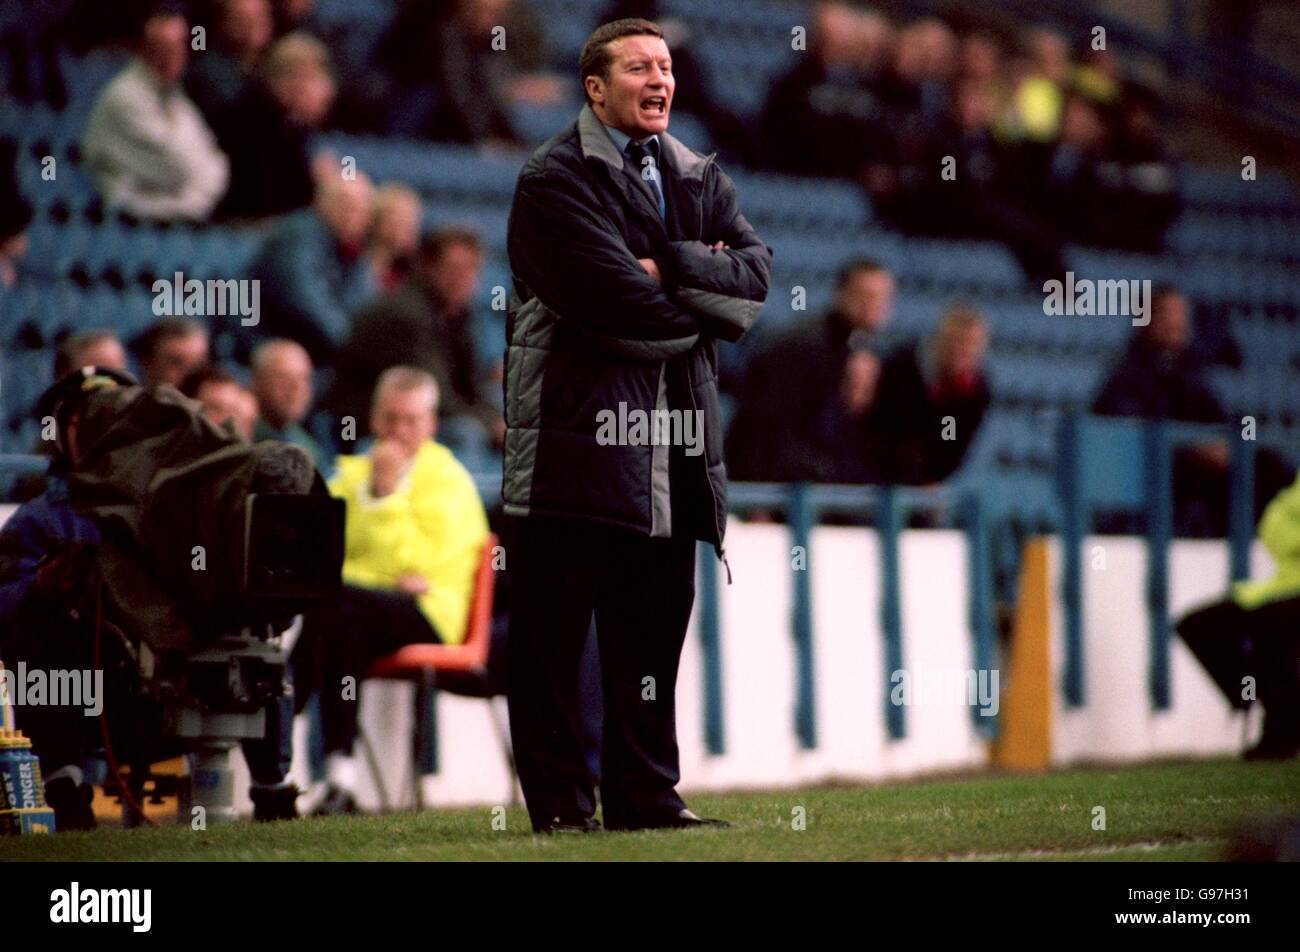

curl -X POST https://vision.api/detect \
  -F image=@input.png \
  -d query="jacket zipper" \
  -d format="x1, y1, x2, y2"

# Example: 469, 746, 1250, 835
694, 153, 730, 582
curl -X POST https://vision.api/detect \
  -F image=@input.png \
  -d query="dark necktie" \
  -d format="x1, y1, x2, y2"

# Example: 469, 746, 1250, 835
625, 138, 665, 219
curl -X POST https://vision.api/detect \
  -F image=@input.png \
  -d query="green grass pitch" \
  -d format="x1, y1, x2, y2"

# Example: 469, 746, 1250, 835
4, 759, 1297, 861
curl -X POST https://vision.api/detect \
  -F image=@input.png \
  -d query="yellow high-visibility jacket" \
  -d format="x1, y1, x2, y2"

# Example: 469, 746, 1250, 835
329, 441, 489, 644
1234, 473, 1300, 611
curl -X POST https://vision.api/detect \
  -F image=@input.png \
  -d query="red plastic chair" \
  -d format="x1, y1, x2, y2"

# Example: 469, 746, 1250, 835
359, 533, 515, 809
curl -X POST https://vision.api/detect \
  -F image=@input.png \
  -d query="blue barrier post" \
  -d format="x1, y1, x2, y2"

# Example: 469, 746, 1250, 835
879, 485, 905, 740
963, 487, 998, 738
1228, 433, 1256, 584
1057, 411, 1086, 706
1144, 421, 1172, 710
788, 483, 817, 750
696, 541, 725, 755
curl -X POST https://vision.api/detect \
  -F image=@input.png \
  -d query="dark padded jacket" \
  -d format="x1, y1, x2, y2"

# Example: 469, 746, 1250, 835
503, 105, 771, 550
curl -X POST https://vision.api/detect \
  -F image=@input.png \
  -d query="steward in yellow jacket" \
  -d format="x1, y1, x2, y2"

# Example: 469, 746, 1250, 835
1179, 471, 1300, 761
330, 439, 488, 644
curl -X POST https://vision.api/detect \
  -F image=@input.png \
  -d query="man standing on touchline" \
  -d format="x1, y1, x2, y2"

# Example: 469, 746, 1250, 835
503, 18, 772, 833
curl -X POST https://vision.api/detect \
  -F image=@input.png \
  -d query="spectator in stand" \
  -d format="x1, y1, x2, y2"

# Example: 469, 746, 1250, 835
1091, 285, 1295, 535
0, 136, 32, 290
1021, 91, 1122, 249
250, 173, 377, 364
186, 0, 275, 124
292, 366, 489, 814
135, 317, 211, 389
884, 17, 958, 132
377, 0, 560, 143
180, 364, 259, 441
1106, 87, 1181, 253
369, 184, 423, 291
214, 31, 336, 219
870, 304, 991, 486
82, 6, 230, 222
726, 259, 894, 484
1006, 27, 1071, 142
325, 226, 502, 452
884, 78, 1065, 282
54, 330, 129, 379
759, 2, 895, 178
250, 339, 321, 463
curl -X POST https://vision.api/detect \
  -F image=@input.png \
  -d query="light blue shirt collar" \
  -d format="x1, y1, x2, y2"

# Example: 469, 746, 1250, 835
601, 122, 659, 158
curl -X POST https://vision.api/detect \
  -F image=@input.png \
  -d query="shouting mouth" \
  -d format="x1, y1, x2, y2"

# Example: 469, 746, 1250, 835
640, 95, 668, 118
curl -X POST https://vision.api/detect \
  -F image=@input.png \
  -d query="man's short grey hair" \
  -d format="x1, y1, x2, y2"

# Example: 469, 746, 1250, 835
251, 338, 311, 376
373, 365, 439, 413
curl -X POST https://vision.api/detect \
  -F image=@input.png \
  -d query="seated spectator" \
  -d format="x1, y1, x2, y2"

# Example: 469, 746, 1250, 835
250, 338, 321, 463
1092, 285, 1292, 534
883, 78, 1064, 282
883, 17, 958, 133
1005, 27, 1070, 142
54, 329, 129, 378
369, 183, 423, 291
1020, 91, 1124, 249
186, 0, 275, 123
726, 259, 894, 484
134, 317, 211, 389
378, 0, 560, 143
180, 364, 258, 441
325, 226, 502, 451
0, 136, 32, 289
214, 31, 336, 219
1178, 471, 1300, 760
291, 367, 490, 814
250, 173, 377, 364
759, 2, 894, 179
870, 304, 991, 485
82, 6, 230, 222
1104, 87, 1181, 253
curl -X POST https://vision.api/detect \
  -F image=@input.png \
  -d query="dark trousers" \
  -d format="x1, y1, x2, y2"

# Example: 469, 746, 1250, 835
292, 584, 440, 756
1177, 595, 1300, 740
506, 515, 696, 830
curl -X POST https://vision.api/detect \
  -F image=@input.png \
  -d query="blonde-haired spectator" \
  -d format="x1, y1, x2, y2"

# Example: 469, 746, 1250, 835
369, 184, 423, 290
213, 31, 337, 219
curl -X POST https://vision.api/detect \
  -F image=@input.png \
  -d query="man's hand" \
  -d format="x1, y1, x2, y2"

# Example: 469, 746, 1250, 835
370, 440, 408, 498
637, 258, 662, 284
397, 574, 429, 596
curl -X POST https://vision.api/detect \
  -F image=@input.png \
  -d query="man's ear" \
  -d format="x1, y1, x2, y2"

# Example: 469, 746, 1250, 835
585, 75, 605, 107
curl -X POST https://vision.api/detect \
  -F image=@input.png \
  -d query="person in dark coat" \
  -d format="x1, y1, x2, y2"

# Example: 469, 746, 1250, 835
725, 259, 894, 484
871, 303, 991, 486
212, 32, 335, 220
324, 226, 501, 447
503, 18, 770, 833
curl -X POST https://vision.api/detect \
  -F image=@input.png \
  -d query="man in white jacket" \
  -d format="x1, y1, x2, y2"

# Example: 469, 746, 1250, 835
82, 6, 229, 222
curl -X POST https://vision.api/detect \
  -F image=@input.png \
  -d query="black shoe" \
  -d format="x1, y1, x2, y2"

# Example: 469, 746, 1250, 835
607, 808, 730, 831
311, 784, 359, 817
44, 777, 96, 832
536, 816, 602, 834
250, 783, 300, 822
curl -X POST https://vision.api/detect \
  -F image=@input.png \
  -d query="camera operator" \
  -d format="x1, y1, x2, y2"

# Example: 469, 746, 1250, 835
0, 367, 301, 828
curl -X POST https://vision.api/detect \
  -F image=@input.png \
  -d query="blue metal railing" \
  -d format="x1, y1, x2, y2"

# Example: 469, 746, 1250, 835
1055, 412, 1260, 711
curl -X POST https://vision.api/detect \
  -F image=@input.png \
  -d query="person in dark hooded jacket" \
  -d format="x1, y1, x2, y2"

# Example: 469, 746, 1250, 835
503, 18, 770, 833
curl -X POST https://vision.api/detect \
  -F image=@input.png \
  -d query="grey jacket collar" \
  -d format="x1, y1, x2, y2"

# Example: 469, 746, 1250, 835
577, 103, 711, 182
